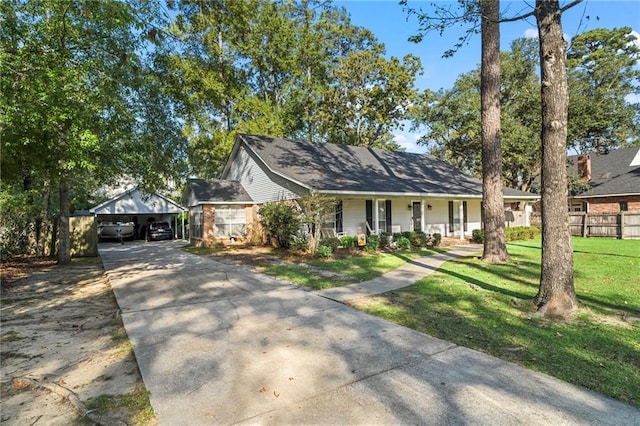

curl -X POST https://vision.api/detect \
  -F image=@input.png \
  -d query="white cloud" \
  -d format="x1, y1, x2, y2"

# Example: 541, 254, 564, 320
629, 30, 640, 49
523, 27, 571, 43
393, 132, 427, 154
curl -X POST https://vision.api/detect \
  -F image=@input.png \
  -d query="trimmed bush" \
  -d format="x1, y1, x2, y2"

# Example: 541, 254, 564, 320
319, 237, 341, 252
340, 235, 357, 249
396, 236, 411, 250
258, 202, 301, 249
365, 234, 379, 252
473, 227, 541, 243
409, 231, 427, 248
314, 245, 332, 258
432, 233, 442, 247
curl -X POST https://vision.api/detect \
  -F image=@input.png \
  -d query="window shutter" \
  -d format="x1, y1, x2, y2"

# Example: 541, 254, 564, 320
448, 201, 454, 233
366, 200, 373, 235
463, 201, 468, 232
336, 200, 343, 233
385, 200, 392, 233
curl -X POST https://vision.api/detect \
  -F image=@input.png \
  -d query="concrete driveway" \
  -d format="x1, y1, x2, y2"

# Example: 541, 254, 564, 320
100, 240, 639, 425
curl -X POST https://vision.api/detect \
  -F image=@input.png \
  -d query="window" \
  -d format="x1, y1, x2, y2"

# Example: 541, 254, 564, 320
377, 200, 387, 232
322, 201, 343, 233
215, 206, 247, 237
620, 201, 628, 212
376, 200, 392, 233
191, 205, 203, 238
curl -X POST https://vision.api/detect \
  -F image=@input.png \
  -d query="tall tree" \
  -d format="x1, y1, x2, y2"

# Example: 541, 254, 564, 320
405, 0, 585, 318
169, 0, 422, 178
1, 0, 187, 261
410, 38, 541, 191
480, 0, 508, 263
532, 0, 578, 317
566, 27, 640, 154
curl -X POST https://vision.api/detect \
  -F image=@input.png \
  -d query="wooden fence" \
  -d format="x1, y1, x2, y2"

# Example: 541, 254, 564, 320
531, 212, 640, 239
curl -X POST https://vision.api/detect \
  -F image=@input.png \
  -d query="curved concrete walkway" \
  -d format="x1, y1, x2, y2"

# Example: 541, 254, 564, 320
316, 244, 483, 301
100, 240, 640, 425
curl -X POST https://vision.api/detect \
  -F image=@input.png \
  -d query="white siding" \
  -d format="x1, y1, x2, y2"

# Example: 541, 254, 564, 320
341, 199, 366, 235
227, 146, 302, 203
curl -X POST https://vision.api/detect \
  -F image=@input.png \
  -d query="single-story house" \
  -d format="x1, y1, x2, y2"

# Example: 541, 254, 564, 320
567, 147, 640, 213
90, 187, 186, 239
183, 134, 539, 247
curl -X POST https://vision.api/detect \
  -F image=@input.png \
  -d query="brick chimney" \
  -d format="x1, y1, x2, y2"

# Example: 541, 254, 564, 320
577, 154, 591, 181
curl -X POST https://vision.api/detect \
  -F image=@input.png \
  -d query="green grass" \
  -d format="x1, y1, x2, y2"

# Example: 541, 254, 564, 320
83, 384, 155, 424
260, 249, 443, 290
351, 237, 640, 407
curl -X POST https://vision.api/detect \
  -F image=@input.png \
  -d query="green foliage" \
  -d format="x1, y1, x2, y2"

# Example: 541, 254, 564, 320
365, 234, 379, 252
566, 27, 640, 153
0, 189, 39, 256
396, 236, 411, 250
314, 245, 332, 258
340, 235, 357, 249
431, 233, 442, 247
472, 227, 540, 243
168, 0, 422, 173
297, 194, 337, 255
410, 38, 541, 190
378, 232, 391, 249
290, 235, 309, 252
319, 237, 341, 252
258, 202, 301, 249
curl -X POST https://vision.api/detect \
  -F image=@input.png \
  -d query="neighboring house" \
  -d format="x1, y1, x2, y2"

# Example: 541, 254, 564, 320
183, 134, 539, 246
90, 187, 186, 239
567, 147, 640, 213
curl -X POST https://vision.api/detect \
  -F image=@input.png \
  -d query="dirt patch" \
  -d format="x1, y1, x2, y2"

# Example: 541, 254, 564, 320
1, 256, 156, 425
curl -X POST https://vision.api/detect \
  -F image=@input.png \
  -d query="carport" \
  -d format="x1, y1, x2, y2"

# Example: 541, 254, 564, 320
90, 187, 186, 240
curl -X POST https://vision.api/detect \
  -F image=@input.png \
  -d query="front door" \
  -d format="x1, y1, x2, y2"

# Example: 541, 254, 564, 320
412, 202, 422, 232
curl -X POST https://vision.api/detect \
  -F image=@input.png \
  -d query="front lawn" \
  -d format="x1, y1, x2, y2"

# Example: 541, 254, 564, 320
349, 237, 640, 407
260, 248, 442, 290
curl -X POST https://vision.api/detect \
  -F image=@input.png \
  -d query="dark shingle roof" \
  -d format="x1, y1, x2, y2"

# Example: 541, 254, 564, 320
239, 134, 537, 199
568, 147, 640, 197
186, 178, 253, 203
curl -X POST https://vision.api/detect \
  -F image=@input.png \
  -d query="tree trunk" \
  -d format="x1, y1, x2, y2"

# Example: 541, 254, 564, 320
480, 0, 508, 263
533, 0, 578, 318
58, 176, 71, 264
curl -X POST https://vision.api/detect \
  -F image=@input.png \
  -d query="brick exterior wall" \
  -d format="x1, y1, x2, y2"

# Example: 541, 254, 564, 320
191, 204, 261, 247
586, 195, 640, 214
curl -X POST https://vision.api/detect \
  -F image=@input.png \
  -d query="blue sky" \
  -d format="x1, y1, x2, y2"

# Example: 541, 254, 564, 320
335, 0, 640, 152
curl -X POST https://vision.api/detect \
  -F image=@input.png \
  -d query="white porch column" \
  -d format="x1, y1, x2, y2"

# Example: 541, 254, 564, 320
421, 201, 425, 233
459, 201, 465, 240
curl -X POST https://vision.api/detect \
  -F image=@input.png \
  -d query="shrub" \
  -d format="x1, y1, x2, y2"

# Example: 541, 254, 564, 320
319, 237, 341, 252
314, 245, 332, 258
432, 233, 442, 247
365, 234, 379, 252
472, 229, 484, 243
379, 232, 391, 249
409, 231, 427, 248
340, 235, 357, 249
258, 202, 301, 249
290, 235, 309, 252
396, 236, 411, 250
